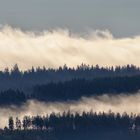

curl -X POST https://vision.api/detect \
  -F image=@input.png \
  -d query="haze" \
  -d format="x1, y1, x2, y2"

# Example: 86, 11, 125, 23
1, 93, 140, 128
1, 26, 140, 70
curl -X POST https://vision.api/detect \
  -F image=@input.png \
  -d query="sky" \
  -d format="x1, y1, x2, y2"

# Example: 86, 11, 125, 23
0, 0, 140, 37
0, 0, 140, 128
0, 0, 140, 69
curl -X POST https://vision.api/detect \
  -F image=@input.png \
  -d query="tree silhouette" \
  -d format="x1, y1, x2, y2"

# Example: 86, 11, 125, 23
8, 117, 14, 131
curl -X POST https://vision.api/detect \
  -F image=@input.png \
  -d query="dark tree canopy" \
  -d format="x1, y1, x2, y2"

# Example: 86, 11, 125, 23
2, 111, 140, 140
0, 64, 140, 140
0, 64, 139, 92
0, 75, 140, 105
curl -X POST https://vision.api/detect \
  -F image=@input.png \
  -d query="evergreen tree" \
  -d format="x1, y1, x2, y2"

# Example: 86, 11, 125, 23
8, 117, 14, 131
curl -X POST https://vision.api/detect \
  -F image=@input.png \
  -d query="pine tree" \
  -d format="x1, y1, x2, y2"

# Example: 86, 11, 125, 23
8, 116, 14, 131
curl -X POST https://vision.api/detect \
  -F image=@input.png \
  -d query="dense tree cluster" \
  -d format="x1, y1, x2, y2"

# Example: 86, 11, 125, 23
0, 75, 140, 105
0, 64, 140, 139
0, 89, 26, 106
0, 64, 140, 92
32, 75, 140, 101
6, 111, 140, 134
0, 111, 140, 140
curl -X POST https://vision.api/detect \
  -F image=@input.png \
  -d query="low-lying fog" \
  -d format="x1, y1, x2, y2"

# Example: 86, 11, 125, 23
1, 92, 140, 128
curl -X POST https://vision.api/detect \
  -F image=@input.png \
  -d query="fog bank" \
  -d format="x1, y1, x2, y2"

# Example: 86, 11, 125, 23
1, 93, 140, 128
0, 26, 140, 70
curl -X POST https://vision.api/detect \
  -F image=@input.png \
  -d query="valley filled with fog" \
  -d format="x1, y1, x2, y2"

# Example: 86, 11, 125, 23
1, 92, 140, 129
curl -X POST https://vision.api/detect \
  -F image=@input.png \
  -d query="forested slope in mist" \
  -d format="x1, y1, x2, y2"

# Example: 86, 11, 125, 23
0, 64, 140, 105
0, 64, 140, 140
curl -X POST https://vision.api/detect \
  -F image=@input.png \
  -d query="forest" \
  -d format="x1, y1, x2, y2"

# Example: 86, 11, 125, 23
1, 111, 140, 140
0, 64, 140, 105
0, 64, 140, 92
0, 64, 140, 139
0, 75, 140, 105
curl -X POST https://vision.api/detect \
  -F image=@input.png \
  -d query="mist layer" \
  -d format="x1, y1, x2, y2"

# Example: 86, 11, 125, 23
1, 93, 140, 128
0, 26, 140, 70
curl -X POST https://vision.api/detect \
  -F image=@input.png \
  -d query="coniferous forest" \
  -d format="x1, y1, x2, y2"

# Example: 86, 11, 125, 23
1, 0, 140, 139
1, 64, 140, 139
2, 111, 140, 140
0, 64, 140, 105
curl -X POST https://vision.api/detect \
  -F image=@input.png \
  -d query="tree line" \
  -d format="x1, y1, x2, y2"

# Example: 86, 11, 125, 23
0, 64, 140, 92
0, 75, 140, 105
6, 111, 140, 132
2, 110, 140, 140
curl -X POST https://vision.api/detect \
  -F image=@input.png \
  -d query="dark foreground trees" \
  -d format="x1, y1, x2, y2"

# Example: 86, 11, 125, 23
2, 111, 140, 140
6, 111, 140, 132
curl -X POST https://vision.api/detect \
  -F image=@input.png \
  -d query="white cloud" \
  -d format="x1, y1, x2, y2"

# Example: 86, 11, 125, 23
0, 26, 140, 70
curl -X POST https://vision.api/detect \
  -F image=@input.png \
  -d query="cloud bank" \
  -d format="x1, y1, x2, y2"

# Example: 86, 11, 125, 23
1, 93, 140, 128
0, 25, 140, 70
